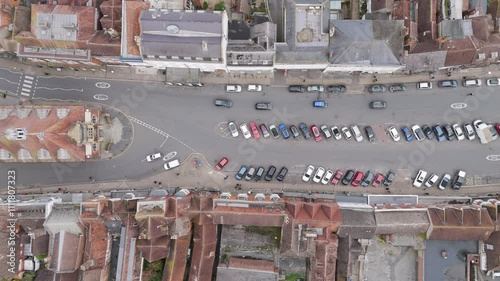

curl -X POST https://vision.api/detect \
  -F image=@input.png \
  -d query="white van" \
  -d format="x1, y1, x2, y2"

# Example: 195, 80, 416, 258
417, 82, 432, 89
463, 79, 482, 87
164, 159, 180, 170
350, 125, 363, 142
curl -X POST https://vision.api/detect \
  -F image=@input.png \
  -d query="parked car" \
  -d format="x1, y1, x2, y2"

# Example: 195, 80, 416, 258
235, 165, 247, 180
351, 171, 364, 187
249, 122, 261, 139
313, 167, 326, 183
383, 171, 395, 186
438, 174, 451, 190
422, 125, 434, 140
369, 101, 387, 109
320, 125, 332, 139
321, 170, 334, 185
486, 78, 500, 86
146, 152, 163, 162
245, 167, 255, 181
226, 85, 242, 92
290, 125, 300, 139
313, 100, 328, 108
413, 170, 427, 187
264, 166, 276, 181
214, 99, 233, 108
228, 121, 239, 137
341, 127, 352, 140
327, 85, 346, 93
299, 123, 311, 139
389, 84, 406, 92
463, 123, 476, 140
452, 170, 466, 190
462, 79, 482, 87
164, 159, 180, 170
254, 166, 265, 181
372, 173, 385, 187
279, 124, 290, 139
416, 81, 433, 89
247, 84, 262, 91
368, 84, 387, 93
411, 125, 425, 141
239, 123, 251, 139
438, 80, 458, 88
255, 103, 273, 110
401, 126, 413, 142
365, 126, 376, 142
388, 126, 401, 142
276, 167, 288, 181
288, 85, 306, 92
433, 125, 446, 142
310, 125, 323, 142
307, 85, 324, 92
331, 170, 343, 185
452, 124, 465, 141
331, 126, 342, 140
215, 157, 229, 170
361, 171, 374, 187
269, 124, 280, 138
260, 124, 270, 138
341, 170, 355, 185
496, 124, 500, 134
425, 173, 439, 188
350, 125, 363, 142
302, 165, 315, 182
444, 124, 456, 141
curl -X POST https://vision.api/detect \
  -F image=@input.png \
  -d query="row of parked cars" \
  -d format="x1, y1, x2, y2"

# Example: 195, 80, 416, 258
302, 166, 395, 187
288, 85, 347, 93
413, 170, 466, 190
368, 78, 500, 93
235, 165, 289, 182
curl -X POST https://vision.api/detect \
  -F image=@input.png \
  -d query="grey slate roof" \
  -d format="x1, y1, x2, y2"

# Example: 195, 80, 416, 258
337, 206, 376, 239
403, 51, 447, 70
374, 210, 430, 235
329, 20, 404, 66
140, 10, 223, 59
43, 203, 83, 236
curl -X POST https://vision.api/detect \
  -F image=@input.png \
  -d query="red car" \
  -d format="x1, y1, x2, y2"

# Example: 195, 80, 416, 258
331, 170, 343, 185
496, 124, 500, 134
310, 125, 323, 142
249, 122, 261, 139
372, 173, 385, 187
215, 157, 229, 170
351, 171, 363, 187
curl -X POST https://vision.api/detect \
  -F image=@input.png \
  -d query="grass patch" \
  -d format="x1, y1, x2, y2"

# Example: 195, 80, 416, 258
285, 273, 305, 281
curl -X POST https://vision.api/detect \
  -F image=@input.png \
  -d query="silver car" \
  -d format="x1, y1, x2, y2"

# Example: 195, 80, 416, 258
239, 123, 251, 139
228, 122, 239, 137
341, 127, 352, 140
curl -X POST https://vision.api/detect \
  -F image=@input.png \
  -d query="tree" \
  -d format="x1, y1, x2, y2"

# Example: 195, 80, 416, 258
203, 1, 208, 9
214, 2, 225, 11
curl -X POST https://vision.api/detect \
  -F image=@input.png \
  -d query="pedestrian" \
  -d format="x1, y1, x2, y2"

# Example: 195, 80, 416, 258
468, 93, 473, 96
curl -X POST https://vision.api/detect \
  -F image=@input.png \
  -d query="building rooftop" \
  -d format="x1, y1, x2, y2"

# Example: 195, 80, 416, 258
337, 205, 376, 239
49, 231, 85, 273
374, 207, 430, 234
285, 0, 329, 48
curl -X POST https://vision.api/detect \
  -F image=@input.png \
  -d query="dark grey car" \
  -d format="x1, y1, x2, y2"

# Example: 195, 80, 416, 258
264, 166, 276, 181
383, 171, 395, 186
444, 124, 456, 141
341, 170, 355, 185
369, 101, 387, 109
255, 103, 273, 110
288, 85, 306, 92
368, 84, 387, 93
361, 171, 374, 187
214, 99, 233, 108
290, 125, 300, 139
327, 85, 347, 93
438, 80, 458, 88
276, 167, 288, 181
299, 123, 311, 139
365, 126, 376, 142
389, 84, 406, 92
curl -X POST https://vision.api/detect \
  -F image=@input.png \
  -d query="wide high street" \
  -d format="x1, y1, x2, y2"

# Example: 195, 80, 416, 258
0, 65, 499, 189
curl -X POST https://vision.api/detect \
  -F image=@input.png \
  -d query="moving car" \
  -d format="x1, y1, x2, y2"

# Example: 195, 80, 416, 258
249, 122, 261, 139
215, 157, 228, 170
444, 124, 456, 141
255, 103, 273, 110
235, 166, 247, 180
214, 99, 233, 108
369, 101, 387, 109
302, 165, 315, 182
264, 166, 276, 181
368, 84, 387, 93
401, 126, 413, 142
290, 125, 300, 139
416, 81, 432, 89
372, 173, 385, 187
413, 170, 427, 187
321, 170, 334, 185
276, 167, 288, 182
411, 125, 425, 141
433, 125, 446, 142
486, 78, 500, 86
247, 84, 262, 91
452, 124, 465, 141
452, 170, 466, 190
331, 126, 342, 140
327, 85, 346, 93
164, 159, 180, 170
331, 170, 343, 185
269, 124, 280, 138
425, 173, 439, 188
464, 123, 475, 140
438, 174, 451, 190
260, 124, 270, 138
422, 125, 434, 140
307, 85, 324, 92
288, 85, 306, 92
254, 166, 265, 181
239, 123, 252, 139
245, 167, 255, 181
146, 152, 163, 162
313, 100, 328, 108
341, 127, 352, 140
351, 171, 364, 187
351, 125, 363, 142
226, 85, 242, 92
365, 126, 376, 142
279, 124, 290, 139
388, 126, 401, 141
311, 125, 323, 142
228, 122, 239, 137
320, 125, 332, 139
299, 123, 311, 139
389, 84, 406, 92
383, 171, 395, 186
341, 170, 355, 185
361, 171, 374, 187
313, 167, 326, 183
438, 80, 458, 88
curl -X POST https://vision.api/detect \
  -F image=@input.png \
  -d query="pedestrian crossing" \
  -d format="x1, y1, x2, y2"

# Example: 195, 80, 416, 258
18, 75, 36, 97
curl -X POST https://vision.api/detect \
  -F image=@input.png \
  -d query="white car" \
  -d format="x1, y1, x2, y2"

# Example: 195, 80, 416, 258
463, 123, 475, 140
320, 125, 332, 139
486, 78, 500, 86
388, 126, 401, 142
226, 85, 242, 92
452, 124, 465, 141
146, 152, 163, 162
413, 170, 427, 188
424, 173, 439, 188
228, 121, 239, 137
313, 167, 325, 183
341, 127, 352, 140
321, 170, 334, 185
331, 126, 342, 140
239, 123, 251, 139
164, 159, 180, 170
302, 165, 315, 182
247, 85, 262, 92
350, 125, 363, 142
411, 125, 425, 141
438, 174, 451, 190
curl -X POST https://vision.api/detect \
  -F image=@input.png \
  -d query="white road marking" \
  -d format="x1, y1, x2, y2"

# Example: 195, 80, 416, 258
36, 87, 83, 92
20, 92, 30, 97
93, 94, 108, 100
23, 84, 32, 89
451, 103, 467, 109
95, 82, 111, 89
24, 75, 34, 80
163, 151, 177, 161
24, 80, 32, 85
0, 77, 19, 85
486, 155, 500, 161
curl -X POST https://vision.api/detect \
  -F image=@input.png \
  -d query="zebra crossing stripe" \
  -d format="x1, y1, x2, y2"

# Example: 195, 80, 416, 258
20, 92, 30, 96
24, 76, 34, 80
23, 84, 32, 89
24, 80, 33, 85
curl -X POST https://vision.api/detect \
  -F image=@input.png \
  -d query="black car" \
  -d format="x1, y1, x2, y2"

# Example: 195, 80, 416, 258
365, 126, 376, 142
270, 125, 280, 138
389, 84, 406, 92
383, 171, 395, 186
369, 101, 387, 109
288, 85, 306, 92
341, 170, 355, 185
444, 124, 456, 141
299, 123, 311, 139
255, 103, 273, 110
438, 80, 458, 88
327, 85, 347, 93
422, 125, 434, 140
361, 171, 374, 187
290, 125, 300, 140
276, 167, 288, 181
264, 166, 276, 181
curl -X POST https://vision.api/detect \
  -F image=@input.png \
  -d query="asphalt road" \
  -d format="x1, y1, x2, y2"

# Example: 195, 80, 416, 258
0, 69, 499, 187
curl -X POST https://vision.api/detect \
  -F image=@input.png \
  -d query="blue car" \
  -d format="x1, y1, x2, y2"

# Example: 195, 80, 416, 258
278, 124, 290, 139
433, 125, 446, 142
313, 100, 328, 108
401, 126, 413, 142
235, 165, 247, 180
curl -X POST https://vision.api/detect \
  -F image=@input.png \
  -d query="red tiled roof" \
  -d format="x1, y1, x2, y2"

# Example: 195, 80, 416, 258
227, 257, 275, 272
83, 222, 110, 269
50, 231, 85, 273
188, 223, 217, 280
123, 1, 150, 57
137, 235, 169, 262
163, 234, 191, 281
100, 0, 122, 31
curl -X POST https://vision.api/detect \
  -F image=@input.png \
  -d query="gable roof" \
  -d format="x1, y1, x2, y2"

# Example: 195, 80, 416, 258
374, 207, 430, 234
337, 205, 376, 239
49, 231, 85, 273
